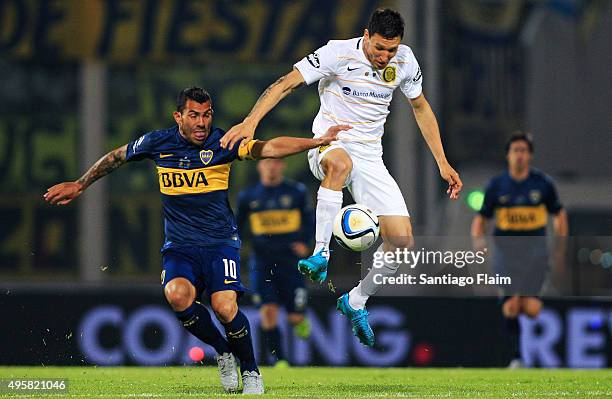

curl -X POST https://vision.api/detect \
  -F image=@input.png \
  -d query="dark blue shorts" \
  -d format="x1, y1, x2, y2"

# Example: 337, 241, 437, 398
161, 245, 246, 298
493, 238, 548, 296
249, 254, 307, 314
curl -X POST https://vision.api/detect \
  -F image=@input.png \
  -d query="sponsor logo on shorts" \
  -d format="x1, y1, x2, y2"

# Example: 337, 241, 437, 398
318, 144, 331, 154
159, 153, 173, 158
382, 65, 396, 83
160, 270, 166, 285
224, 279, 238, 284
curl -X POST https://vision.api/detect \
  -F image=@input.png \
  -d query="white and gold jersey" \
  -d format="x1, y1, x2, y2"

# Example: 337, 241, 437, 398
294, 37, 422, 159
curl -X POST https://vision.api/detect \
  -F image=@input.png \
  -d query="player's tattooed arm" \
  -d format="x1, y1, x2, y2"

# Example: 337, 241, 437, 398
44, 145, 128, 206
77, 144, 128, 189
247, 72, 306, 119
221, 68, 306, 150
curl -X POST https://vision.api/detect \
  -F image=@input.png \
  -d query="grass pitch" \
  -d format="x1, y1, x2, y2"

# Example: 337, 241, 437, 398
1, 367, 611, 398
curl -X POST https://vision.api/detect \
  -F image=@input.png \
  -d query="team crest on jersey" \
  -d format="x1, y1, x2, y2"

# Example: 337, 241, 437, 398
280, 195, 293, 208
200, 150, 213, 165
529, 190, 541, 203
499, 195, 510, 204
382, 65, 396, 83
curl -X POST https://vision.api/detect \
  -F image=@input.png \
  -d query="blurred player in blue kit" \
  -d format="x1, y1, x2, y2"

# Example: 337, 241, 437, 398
471, 132, 568, 368
236, 158, 314, 366
44, 87, 348, 394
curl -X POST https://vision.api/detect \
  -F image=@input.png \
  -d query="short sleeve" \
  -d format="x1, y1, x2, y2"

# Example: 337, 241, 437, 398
126, 132, 157, 162
294, 41, 338, 85
478, 180, 497, 218
400, 58, 423, 100
236, 139, 259, 161
544, 179, 563, 214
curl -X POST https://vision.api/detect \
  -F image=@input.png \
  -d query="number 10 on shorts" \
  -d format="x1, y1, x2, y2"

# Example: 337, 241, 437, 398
223, 258, 237, 279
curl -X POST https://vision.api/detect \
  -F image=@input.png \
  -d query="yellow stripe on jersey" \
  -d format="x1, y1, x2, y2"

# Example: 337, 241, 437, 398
495, 204, 548, 231
238, 140, 258, 160
157, 164, 230, 195
321, 111, 377, 124
249, 209, 302, 235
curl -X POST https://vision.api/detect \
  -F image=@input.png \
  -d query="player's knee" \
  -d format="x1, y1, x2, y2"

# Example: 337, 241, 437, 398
324, 157, 352, 180
522, 298, 542, 319
502, 297, 521, 318
164, 281, 195, 312
260, 305, 279, 329
385, 236, 414, 250
212, 300, 238, 324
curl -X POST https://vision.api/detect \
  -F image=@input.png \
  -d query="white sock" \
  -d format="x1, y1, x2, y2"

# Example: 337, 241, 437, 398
348, 284, 368, 310
312, 186, 343, 256
348, 244, 400, 310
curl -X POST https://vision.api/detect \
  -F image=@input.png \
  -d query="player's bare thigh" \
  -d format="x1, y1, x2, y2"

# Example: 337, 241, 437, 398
320, 147, 353, 191
379, 215, 414, 251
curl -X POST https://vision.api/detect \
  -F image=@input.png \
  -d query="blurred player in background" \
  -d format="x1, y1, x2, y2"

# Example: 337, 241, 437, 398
236, 158, 314, 366
471, 132, 568, 368
44, 86, 348, 394
221, 8, 462, 347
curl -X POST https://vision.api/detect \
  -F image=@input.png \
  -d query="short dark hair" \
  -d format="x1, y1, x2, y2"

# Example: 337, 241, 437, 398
505, 131, 534, 153
368, 8, 404, 39
177, 87, 211, 113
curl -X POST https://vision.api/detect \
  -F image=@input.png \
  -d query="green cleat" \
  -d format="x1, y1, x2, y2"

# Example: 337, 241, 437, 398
293, 318, 311, 339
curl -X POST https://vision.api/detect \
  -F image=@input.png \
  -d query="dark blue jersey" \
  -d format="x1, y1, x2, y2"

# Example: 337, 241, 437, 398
125, 125, 256, 251
236, 180, 314, 258
479, 169, 562, 236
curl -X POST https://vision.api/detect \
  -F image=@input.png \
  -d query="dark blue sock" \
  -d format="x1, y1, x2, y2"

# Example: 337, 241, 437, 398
262, 327, 285, 362
505, 316, 521, 359
175, 302, 231, 356
223, 310, 259, 373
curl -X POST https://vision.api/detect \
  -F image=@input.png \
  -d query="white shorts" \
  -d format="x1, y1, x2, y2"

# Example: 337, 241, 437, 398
307, 143, 410, 217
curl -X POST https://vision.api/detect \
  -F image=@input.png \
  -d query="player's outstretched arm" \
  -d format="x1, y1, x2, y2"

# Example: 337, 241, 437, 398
250, 125, 350, 160
221, 68, 306, 150
44, 144, 128, 206
409, 94, 463, 200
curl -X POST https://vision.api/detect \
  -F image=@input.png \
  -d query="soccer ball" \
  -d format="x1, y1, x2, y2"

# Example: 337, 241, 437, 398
332, 204, 380, 251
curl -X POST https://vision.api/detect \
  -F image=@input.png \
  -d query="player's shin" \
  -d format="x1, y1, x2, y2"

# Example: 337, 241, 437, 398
175, 301, 231, 355
261, 326, 285, 362
349, 244, 399, 309
222, 310, 259, 373
504, 316, 521, 361
313, 186, 343, 255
